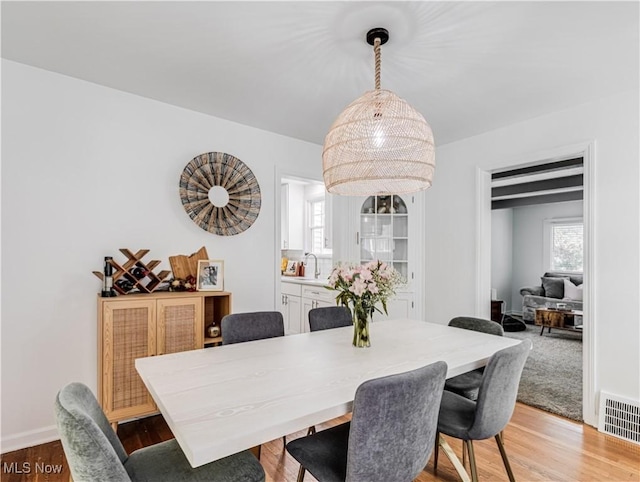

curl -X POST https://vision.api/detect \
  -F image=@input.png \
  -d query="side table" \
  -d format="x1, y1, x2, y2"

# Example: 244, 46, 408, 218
491, 300, 504, 323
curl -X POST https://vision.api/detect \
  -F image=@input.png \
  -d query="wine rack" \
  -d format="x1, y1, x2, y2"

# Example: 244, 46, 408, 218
93, 248, 171, 295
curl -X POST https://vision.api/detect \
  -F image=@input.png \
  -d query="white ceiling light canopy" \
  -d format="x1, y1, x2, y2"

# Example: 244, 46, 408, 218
322, 27, 435, 196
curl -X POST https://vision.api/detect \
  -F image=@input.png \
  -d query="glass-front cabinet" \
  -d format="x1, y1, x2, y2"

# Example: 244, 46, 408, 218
359, 195, 409, 279
355, 193, 422, 321
329, 192, 423, 321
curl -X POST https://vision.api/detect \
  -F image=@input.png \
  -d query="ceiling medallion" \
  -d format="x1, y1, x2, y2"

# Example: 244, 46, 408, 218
179, 152, 261, 236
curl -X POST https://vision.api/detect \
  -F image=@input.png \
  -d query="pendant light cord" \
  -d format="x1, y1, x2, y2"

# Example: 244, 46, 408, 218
374, 37, 381, 90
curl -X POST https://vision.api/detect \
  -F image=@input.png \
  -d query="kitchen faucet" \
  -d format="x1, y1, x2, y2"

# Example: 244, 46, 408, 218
304, 252, 320, 279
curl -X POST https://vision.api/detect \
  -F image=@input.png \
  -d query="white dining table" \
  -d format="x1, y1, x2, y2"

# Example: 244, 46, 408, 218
136, 319, 520, 468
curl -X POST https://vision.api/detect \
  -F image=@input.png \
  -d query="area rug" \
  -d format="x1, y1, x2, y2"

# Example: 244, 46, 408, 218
505, 324, 583, 421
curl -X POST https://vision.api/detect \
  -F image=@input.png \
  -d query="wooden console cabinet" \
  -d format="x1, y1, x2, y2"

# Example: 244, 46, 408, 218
97, 290, 231, 425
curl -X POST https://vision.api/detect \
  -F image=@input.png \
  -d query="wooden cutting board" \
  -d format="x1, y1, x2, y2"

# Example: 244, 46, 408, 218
169, 246, 209, 280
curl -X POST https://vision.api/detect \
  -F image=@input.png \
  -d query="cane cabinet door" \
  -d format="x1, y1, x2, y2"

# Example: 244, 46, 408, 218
100, 299, 157, 422
157, 297, 203, 355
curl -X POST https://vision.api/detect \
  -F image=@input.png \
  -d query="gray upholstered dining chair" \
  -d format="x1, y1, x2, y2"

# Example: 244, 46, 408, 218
221, 311, 285, 345
308, 306, 352, 332
221, 311, 287, 446
286, 361, 448, 482
302, 306, 353, 439
434, 339, 532, 482
55, 382, 265, 482
444, 316, 504, 401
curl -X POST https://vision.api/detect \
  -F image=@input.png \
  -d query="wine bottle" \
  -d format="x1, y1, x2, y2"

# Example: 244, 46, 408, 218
101, 257, 115, 297
134, 262, 150, 278
132, 266, 146, 279
115, 278, 134, 293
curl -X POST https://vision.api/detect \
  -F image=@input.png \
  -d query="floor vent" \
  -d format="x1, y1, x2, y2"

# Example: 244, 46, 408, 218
598, 391, 640, 445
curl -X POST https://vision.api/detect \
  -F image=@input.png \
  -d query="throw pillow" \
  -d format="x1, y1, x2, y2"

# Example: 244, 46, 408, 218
541, 276, 568, 299
563, 279, 583, 301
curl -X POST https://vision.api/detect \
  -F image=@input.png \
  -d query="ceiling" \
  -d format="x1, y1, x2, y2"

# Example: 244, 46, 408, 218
2, 1, 638, 146
491, 157, 584, 210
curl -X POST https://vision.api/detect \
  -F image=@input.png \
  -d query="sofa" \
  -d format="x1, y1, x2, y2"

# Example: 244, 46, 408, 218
520, 271, 583, 322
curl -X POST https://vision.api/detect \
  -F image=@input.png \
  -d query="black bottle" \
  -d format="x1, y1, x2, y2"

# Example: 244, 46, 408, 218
132, 266, 146, 279
101, 257, 115, 297
115, 278, 134, 293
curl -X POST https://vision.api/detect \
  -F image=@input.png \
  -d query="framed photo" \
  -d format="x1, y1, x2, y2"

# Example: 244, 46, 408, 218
197, 260, 224, 291
284, 260, 298, 276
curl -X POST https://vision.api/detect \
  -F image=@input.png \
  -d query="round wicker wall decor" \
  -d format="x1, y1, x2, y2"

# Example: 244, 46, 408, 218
179, 152, 261, 236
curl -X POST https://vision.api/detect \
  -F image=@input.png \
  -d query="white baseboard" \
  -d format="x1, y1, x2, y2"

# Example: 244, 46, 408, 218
1, 425, 59, 454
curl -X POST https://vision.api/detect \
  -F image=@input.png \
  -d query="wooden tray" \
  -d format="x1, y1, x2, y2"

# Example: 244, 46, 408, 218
169, 246, 209, 280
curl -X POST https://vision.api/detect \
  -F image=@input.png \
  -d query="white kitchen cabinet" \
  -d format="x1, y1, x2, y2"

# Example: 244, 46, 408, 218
359, 195, 411, 279
281, 183, 304, 250
282, 294, 302, 334
301, 285, 336, 333
330, 193, 424, 320
280, 278, 412, 331
301, 297, 334, 333
370, 292, 414, 322
281, 184, 289, 249
357, 195, 416, 321
281, 280, 339, 334
281, 282, 303, 334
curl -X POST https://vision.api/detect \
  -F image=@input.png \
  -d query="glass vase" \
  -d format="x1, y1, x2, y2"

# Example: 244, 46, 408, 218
352, 299, 372, 348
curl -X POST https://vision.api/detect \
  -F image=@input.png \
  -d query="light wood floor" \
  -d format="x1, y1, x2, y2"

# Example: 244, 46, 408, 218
1, 403, 638, 481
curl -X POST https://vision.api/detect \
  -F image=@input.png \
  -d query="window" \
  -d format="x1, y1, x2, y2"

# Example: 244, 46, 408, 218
308, 198, 331, 255
546, 219, 583, 272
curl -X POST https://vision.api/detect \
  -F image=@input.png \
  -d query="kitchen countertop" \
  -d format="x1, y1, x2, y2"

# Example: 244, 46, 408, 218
280, 276, 329, 287
281, 276, 412, 293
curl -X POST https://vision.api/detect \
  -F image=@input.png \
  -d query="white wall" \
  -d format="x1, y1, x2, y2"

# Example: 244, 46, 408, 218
510, 200, 583, 311
423, 89, 639, 420
0, 60, 322, 450
491, 209, 513, 311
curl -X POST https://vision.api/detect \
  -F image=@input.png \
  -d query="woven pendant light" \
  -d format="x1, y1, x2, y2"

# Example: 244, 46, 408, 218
323, 28, 435, 196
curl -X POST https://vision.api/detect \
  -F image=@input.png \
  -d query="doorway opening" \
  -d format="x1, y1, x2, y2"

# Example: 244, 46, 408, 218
490, 157, 584, 421
279, 175, 332, 279
476, 140, 596, 425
